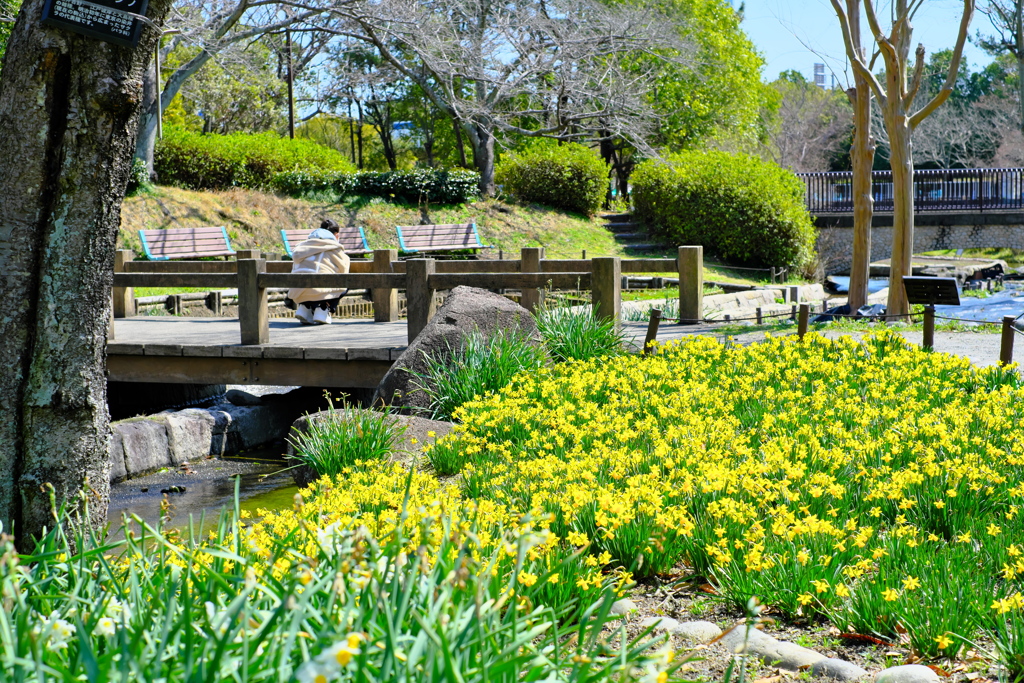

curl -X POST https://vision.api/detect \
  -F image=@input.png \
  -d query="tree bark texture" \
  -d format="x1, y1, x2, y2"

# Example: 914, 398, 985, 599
885, 112, 915, 318
0, 0, 171, 547
844, 0, 874, 313
847, 78, 875, 312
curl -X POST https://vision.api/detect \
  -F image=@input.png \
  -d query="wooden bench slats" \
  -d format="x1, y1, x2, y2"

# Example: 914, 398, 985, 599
280, 228, 371, 258
139, 227, 236, 261
396, 222, 490, 255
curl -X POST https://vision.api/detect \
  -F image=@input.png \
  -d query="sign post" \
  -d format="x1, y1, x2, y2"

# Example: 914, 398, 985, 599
42, 0, 149, 48
902, 276, 961, 352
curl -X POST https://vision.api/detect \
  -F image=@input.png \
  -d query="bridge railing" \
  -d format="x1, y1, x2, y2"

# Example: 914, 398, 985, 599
798, 167, 1024, 214
111, 247, 705, 346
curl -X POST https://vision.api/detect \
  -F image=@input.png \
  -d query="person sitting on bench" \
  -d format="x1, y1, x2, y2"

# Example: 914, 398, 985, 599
287, 219, 351, 325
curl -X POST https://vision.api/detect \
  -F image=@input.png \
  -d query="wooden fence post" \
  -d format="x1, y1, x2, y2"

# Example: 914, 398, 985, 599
678, 246, 703, 325
1001, 315, 1015, 366
922, 305, 935, 350
644, 308, 662, 354
520, 247, 545, 312
406, 259, 436, 343
206, 290, 223, 315
372, 249, 399, 322
798, 303, 809, 339
591, 257, 621, 323
237, 249, 260, 260
112, 250, 135, 318
238, 258, 269, 345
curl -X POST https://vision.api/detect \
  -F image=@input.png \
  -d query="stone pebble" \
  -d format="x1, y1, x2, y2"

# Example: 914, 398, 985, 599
610, 599, 637, 615
670, 620, 723, 643
720, 625, 825, 671
874, 665, 940, 683
812, 657, 870, 681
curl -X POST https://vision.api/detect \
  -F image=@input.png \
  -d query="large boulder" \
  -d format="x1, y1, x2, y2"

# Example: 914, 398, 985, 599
373, 286, 541, 413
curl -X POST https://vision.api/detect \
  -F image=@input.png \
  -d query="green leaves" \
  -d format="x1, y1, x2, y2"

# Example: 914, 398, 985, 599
632, 150, 816, 269
496, 143, 608, 216
154, 127, 355, 191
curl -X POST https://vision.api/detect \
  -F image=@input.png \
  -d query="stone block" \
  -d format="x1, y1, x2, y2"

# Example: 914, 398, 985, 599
671, 620, 723, 643
720, 625, 825, 671
109, 430, 127, 482
117, 420, 171, 477
163, 409, 216, 464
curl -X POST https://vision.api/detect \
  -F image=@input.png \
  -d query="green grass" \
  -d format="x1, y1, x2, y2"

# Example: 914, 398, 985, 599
414, 328, 546, 424
288, 400, 404, 476
922, 247, 1024, 267
134, 287, 212, 298
535, 306, 628, 363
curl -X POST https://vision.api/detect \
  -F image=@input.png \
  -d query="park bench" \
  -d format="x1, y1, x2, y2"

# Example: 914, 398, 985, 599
138, 226, 236, 261
395, 222, 491, 256
280, 227, 372, 258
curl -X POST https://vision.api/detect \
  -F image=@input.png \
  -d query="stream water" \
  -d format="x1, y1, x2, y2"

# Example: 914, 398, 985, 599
107, 445, 300, 540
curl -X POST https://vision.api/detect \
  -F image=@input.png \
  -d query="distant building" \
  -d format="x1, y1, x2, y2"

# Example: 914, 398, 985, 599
814, 63, 826, 88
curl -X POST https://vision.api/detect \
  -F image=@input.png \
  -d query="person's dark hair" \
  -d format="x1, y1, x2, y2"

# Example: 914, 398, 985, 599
320, 219, 341, 234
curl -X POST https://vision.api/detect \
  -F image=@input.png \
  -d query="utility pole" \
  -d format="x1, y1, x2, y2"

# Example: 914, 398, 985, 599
286, 29, 295, 139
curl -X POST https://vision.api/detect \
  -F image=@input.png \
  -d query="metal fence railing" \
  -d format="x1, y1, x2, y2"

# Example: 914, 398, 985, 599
797, 168, 1024, 214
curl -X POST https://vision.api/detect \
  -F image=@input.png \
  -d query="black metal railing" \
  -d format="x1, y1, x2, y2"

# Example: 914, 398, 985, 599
798, 168, 1024, 214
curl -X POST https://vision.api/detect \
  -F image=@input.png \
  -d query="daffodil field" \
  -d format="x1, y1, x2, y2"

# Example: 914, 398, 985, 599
7, 330, 1024, 681
419, 332, 1024, 666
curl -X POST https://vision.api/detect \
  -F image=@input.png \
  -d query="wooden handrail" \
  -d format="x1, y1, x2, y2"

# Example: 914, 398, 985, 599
111, 246, 706, 347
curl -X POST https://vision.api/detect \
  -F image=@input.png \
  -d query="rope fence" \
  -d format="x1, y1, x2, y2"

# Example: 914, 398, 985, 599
641, 302, 1021, 367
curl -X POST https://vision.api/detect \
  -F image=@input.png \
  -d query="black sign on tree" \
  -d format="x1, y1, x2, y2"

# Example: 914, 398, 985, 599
42, 0, 149, 48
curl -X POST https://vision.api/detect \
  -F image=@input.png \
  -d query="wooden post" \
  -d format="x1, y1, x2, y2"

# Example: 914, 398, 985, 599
791, 304, 797, 320
238, 258, 269, 345
1001, 315, 1016, 366
520, 247, 545, 312
922, 305, 935, 350
678, 246, 703, 325
798, 303, 809, 339
167, 294, 184, 315
206, 290, 223, 315
406, 259, 437, 343
112, 250, 135, 318
756, 307, 763, 325
591, 257, 621, 323
644, 308, 661, 355
237, 249, 260, 260
372, 249, 399, 322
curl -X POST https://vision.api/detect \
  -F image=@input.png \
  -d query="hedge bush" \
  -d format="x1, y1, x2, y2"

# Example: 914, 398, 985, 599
495, 142, 607, 216
270, 168, 480, 204
154, 127, 354, 190
631, 151, 815, 269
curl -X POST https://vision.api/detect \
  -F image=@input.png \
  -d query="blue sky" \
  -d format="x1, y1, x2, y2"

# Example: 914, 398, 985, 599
742, 1, 993, 85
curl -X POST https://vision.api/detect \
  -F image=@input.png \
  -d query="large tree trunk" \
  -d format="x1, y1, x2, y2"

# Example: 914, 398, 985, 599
847, 75, 875, 311
0, 0, 171, 548
886, 113, 915, 319
465, 121, 495, 196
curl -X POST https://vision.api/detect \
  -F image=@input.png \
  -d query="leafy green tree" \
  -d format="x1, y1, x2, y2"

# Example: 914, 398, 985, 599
640, 0, 771, 150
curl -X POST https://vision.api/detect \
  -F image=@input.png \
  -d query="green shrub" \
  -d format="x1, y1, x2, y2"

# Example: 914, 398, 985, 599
415, 329, 545, 423
289, 400, 403, 477
631, 150, 816, 269
270, 168, 480, 204
496, 142, 608, 215
352, 169, 479, 204
155, 127, 354, 190
536, 306, 627, 363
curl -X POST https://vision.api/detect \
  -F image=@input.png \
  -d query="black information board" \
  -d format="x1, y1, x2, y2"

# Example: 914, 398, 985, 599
903, 276, 962, 306
42, 0, 148, 48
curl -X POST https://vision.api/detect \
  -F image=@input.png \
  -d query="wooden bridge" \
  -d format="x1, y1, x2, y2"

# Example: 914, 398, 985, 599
108, 247, 705, 387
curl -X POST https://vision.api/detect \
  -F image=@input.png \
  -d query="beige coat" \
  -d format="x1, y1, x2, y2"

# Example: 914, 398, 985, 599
288, 238, 351, 304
